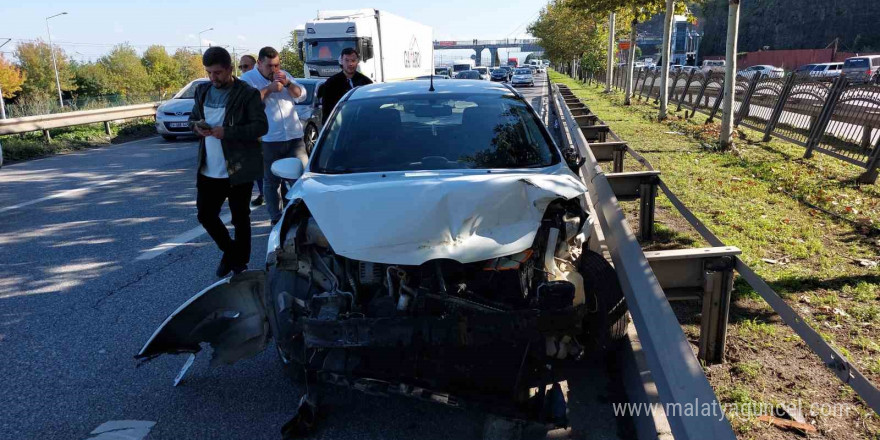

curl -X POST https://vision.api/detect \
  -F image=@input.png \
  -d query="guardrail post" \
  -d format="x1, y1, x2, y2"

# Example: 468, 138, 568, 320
761, 73, 797, 142
804, 76, 847, 158
699, 256, 735, 364
734, 73, 761, 127
43, 129, 51, 143
104, 121, 112, 135
639, 179, 658, 241
689, 75, 711, 119
611, 145, 625, 173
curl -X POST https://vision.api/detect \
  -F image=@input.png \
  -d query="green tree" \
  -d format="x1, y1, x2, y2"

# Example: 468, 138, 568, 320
14, 40, 76, 99
173, 48, 204, 84
280, 30, 305, 77
73, 62, 113, 96
0, 55, 26, 99
142, 45, 181, 96
100, 44, 152, 97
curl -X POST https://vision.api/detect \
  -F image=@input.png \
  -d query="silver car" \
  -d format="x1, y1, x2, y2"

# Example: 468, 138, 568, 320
155, 78, 210, 141
842, 55, 880, 84
510, 68, 535, 87
293, 78, 326, 153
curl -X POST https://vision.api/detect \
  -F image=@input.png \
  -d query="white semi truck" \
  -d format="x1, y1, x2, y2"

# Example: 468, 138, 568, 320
300, 9, 433, 82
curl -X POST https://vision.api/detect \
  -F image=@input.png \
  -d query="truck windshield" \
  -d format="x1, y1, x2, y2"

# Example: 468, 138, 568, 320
312, 94, 559, 173
305, 39, 356, 63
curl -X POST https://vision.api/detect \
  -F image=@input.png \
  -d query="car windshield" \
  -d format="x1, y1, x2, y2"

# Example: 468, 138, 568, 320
515, 69, 531, 74
457, 71, 481, 79
312, 93, 559, 173
305, 39, 356, 63
845, 58, 869, 68
173, 81, 206, 99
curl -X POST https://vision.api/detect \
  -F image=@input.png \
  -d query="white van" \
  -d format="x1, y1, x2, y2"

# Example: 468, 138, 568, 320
701, 59, 726, 73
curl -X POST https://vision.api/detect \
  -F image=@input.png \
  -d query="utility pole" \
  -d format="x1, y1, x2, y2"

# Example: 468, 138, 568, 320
625, 9, 639, 105
198, 27, 213, 55
720, 0, 741, 148
606, 12, 616, 93
0, 38, 10, 119
658, 0, 675, 119
46, 12, 68, 109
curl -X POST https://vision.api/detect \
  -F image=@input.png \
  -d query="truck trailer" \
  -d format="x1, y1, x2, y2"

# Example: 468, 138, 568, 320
301, 9, 433, 82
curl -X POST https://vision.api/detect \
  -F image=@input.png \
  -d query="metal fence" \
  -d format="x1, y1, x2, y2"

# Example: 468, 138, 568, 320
558, 62, 880, 183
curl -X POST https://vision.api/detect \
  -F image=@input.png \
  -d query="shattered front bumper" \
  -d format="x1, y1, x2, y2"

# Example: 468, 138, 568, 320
302, 307, 584, 349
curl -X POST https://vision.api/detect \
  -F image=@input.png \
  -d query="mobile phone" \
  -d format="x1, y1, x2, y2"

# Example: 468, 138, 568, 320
194, 120, 211, 130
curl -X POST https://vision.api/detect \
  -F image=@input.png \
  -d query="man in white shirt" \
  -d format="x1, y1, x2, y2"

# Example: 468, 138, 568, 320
239, 46, 307, 225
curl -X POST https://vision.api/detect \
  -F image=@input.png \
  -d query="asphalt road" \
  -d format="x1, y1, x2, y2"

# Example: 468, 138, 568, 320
0, 73, 630, 440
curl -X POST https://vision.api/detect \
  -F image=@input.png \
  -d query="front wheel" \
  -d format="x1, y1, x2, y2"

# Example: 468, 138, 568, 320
578, 249, 629, 350
304, 123, 318, 156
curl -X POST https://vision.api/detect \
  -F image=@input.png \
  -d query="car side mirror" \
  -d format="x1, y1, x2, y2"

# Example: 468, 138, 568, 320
563, 148, 586, 170
361, 39, 374, 61
271, 158, 304, 180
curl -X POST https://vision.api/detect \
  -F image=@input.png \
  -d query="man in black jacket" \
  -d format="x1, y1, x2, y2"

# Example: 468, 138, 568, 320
319, 47, 373, 124
189, 47, 269, 277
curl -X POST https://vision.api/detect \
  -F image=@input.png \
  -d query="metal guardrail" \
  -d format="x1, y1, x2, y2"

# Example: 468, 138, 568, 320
0, 103, 158, 136
551, 72, 880, 417
549, 81, 738, 440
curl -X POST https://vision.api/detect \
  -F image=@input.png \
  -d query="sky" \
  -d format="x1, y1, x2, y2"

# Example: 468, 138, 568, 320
0, 0, 545, 64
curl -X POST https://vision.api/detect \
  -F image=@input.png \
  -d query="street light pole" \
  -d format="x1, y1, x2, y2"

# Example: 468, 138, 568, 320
0, 38, 10, 119
198, 28, 214, 55
46, 12, 68, 109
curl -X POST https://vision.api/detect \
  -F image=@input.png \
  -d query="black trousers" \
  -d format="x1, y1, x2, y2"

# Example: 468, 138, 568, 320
196, 173, 252, 266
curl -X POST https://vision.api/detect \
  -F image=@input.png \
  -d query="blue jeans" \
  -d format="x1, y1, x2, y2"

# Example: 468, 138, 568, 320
262, 138, 308, 222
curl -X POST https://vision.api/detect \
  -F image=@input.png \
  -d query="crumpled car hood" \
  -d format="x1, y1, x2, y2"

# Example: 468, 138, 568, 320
287, 164, 586, 265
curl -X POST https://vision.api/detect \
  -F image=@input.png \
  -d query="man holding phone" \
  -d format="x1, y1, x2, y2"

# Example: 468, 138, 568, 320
239, 46, 307, 225
190, 47, 268, 278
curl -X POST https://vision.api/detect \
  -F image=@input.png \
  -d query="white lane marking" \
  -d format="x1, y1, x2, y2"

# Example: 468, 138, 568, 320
84, 420, 155, 440
0, 169, 155, 214
134, 213, 232, 261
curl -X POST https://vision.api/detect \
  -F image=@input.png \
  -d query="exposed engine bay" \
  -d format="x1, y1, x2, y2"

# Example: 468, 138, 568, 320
266, 197, 611, 426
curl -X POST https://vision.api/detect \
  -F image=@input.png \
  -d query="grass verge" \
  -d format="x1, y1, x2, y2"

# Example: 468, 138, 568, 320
1, 118, 156, 164
550, 71, 879, 439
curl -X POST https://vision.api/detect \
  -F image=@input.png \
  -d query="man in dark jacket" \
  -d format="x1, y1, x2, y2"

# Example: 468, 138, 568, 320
319, 47, 372, 124
189, 47, 268, 277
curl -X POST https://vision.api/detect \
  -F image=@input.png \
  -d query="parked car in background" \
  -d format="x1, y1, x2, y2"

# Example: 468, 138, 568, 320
510, 68, 535, 87
842, 55, 880, 84
490, 68, 509, 82
155, 78, 210, 141
434, 67, 451, 77
809, 62, 843, 81
737, 65, 784, 79
473, 66, 490, 80
701, 59, 725, 73
295, 78, 326, 152
455, 70, 482, 80
417, 75, 451, 80
795, 64, 818, 75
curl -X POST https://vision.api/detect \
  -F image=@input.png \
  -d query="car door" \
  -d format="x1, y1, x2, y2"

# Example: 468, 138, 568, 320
136, 271, 270, 366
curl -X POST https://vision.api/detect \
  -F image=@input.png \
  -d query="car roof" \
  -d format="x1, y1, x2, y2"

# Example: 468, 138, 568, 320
814, 62, 842, 66
348, 80, 512, 100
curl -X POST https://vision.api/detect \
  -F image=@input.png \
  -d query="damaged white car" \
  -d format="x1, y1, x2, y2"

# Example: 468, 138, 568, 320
137, 81, 628, 433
